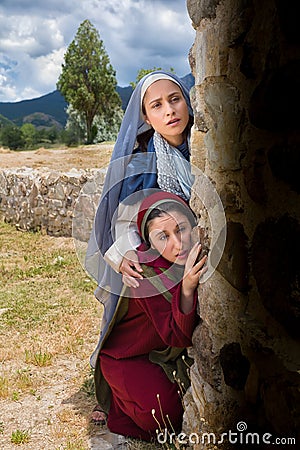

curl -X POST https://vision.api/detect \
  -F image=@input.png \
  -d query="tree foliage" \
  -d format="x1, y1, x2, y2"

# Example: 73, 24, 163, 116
93, 106, 123, 142
64, 103, 123, 145
1, 126, 24, 150
130, 67, 175, 89
20, 123, 38, 148
0, 123, 63, 150
57, 19, 121, 144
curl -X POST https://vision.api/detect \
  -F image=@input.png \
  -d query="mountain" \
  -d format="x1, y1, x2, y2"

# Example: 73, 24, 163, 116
0, 113, 14, 128
0, 73, 195, 129
0, 90, 68, 128
116, 85, 133, 110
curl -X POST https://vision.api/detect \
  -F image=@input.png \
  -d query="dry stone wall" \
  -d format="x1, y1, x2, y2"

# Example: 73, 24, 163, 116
0, 168, 105, 240
186, 0, 300, 447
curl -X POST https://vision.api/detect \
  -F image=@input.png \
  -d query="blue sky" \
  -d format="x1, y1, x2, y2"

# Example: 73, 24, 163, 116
0, 0, 194, 102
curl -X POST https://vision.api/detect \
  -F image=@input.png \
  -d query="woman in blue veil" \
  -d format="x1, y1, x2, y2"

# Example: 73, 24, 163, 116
86, 70, 193, 284
85, 71, 194, 424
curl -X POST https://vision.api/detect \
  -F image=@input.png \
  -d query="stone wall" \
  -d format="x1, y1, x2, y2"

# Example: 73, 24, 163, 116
0, 168, 105, 240
186, 0, 300, 447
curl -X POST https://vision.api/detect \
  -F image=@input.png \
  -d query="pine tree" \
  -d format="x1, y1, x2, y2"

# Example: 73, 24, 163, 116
57, 19, 121, 144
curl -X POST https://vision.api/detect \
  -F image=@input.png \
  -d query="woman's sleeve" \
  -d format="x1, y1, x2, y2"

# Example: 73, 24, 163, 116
103, 200, 142, 272
103, 152, 153, 273
135, 281, 198, 348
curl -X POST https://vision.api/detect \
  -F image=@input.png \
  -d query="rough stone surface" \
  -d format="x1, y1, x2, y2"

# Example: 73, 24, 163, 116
193, 321, 222, 392
187, 0, 300, 446
219, 342, 250, 390
217, 221, 249, 292
0, 168, 105, 239
187, 0, 221, 27
220, 181, 244, 213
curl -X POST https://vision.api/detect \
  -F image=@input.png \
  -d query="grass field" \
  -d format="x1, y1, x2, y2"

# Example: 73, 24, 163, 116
0, 222, 162, 449
0, 220, 103, 449
0, 145, 163, 449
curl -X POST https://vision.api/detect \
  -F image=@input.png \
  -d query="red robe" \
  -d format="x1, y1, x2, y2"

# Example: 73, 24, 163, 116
99, 249, 198, 441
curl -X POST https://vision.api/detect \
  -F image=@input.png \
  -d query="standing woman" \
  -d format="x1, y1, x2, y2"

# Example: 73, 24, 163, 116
86, 71, 194, 283
86, 71, 194, 423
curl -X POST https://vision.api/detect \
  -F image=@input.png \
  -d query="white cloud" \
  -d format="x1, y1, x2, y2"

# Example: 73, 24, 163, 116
0, 0, 194, 101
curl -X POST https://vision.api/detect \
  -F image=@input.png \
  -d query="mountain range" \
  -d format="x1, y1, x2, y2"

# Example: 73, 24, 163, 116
0, 73, 194, 130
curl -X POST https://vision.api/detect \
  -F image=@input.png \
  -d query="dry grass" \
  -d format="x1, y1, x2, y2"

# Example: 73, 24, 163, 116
0, 144, 167, 449
0, 221, 103, 449
0, 142, 113, 170
0, 222, 165, 449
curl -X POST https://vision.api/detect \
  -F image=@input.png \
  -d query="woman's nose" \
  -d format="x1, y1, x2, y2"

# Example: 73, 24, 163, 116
165, 102, 175, 116
171, 233, 182, 249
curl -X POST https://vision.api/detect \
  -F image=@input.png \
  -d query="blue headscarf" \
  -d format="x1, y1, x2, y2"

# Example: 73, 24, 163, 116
85, 71, 193, 285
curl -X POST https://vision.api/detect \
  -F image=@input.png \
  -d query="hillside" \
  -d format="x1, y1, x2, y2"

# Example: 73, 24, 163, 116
0, 73, 195, 129
0, 90, 68, 127
0, 114, 14, 128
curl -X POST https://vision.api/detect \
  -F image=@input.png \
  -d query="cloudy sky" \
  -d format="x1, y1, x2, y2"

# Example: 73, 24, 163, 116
0, 0, 194, 102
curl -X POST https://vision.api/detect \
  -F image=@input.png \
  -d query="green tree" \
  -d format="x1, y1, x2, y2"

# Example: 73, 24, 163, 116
94, 106, 123, 142
130, 67, 175, 89
21, 123, 38, 148
45, 126, 59, 144
1, 125, 24, 150
64, 104, 87, 145
57, 19, 121, 144
65, 102, 123, 145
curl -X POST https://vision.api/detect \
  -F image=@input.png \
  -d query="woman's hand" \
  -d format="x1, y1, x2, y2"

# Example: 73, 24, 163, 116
183, 242, 207, 294
181, 243, 207, 312
119, 250, 143, 288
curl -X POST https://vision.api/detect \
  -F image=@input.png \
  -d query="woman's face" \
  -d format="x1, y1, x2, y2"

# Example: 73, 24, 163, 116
143, 79, 190, 147
147, 210, 192, 265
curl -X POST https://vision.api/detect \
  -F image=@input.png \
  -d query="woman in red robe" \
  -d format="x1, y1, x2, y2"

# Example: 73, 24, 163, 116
94, 191, 207, 442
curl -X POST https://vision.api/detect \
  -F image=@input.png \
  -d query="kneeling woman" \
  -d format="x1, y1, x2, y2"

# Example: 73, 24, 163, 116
93, 191, 207, 442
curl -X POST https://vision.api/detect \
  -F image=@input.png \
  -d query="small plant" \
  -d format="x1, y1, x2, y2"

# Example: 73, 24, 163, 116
11, 429, 30, 444
15, 368, 33, 390
80, 369, 95, 397
57, 440, 86, 450
25, 349, 52, 367
12, 391, 20, 401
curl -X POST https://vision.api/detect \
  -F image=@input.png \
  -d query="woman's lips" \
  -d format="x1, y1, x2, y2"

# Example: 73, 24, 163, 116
167, 118, 180, 126
176, 249, 188, 259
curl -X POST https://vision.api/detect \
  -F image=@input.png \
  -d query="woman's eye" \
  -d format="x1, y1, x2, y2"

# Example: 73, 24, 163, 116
152, 102, 161, 109
171, 96, 180, 103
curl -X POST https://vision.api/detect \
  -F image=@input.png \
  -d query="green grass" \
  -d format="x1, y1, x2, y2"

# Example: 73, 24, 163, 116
11, 429, 30, 444
24, 349, 53, 367
0, 221, 99, 395
0, 221, 96, 334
